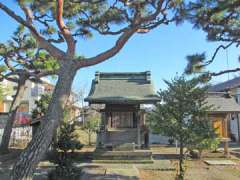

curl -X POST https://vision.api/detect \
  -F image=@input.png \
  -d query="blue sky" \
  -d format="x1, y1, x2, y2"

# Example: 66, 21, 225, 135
0, 1, 239, 95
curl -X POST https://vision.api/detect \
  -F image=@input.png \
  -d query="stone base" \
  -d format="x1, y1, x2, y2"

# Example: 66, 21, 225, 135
204, 160, 237, 166
98, 142, 137, 151
113, 143, 136, 151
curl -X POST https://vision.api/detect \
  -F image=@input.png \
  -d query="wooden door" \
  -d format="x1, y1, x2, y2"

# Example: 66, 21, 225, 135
111, 112, 134, 128
213, 117, 223, 137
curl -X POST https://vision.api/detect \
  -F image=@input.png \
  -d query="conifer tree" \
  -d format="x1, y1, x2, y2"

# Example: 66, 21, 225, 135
148, 76, 216, 179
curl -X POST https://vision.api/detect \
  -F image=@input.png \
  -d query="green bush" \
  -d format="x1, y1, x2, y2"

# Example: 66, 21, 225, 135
49, 121, 83, 180
55, 121, 83, 153
205, 138, 220, 152
188, 138, 220, 158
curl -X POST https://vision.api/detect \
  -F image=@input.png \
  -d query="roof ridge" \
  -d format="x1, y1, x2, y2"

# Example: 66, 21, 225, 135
85, 71, 159, 104
210, 76, 240, 91
95, 71, 151, 82
96, 71, 150, 74
213, 76, 240, 86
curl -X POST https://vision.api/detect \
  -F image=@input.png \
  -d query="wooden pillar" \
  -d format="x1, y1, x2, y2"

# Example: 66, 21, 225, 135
102, 112, 107, 130
137, 110, 141, 149
223, 114, 230, 157
142, 111, 149, 148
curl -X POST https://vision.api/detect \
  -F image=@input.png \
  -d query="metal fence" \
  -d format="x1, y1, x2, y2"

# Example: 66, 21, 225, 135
0, 113, 32, 148
9, 126, 32, 148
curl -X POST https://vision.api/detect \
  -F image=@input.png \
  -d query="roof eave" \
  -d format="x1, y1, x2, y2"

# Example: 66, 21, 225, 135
84, 98, 160, 104
208, 110, 240, 114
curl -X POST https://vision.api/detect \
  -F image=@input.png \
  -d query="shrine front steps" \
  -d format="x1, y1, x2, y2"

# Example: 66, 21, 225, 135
92, 150, 154, 164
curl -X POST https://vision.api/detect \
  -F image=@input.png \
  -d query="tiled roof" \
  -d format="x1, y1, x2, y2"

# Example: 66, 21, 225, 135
209, 77, 240, 92
207, 92, 240, 113
85, 71, 160, 104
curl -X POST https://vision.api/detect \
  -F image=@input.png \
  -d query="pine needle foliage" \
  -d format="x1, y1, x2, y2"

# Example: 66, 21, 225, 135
184, 0, 240, 78
147, 75, 216, 179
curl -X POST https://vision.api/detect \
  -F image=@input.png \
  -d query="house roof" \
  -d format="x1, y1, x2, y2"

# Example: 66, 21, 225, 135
85, 71, 160, 104
207, 92, 240, 113
209, 77, 240, 92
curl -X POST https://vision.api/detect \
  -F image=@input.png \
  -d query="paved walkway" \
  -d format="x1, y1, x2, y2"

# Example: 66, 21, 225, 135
76, 160, 174, 180
80, 166, 139, 180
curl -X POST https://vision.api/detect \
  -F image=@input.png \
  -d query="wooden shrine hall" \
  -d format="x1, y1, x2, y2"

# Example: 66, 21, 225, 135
85, 71, 159, 150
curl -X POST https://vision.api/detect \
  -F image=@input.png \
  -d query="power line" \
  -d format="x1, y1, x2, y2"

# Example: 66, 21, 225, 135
226, 48, 230, 80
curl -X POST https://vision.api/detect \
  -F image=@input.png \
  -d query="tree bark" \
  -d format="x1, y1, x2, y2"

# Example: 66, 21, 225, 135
0, 76, 27, 154
11, 61, 77, 180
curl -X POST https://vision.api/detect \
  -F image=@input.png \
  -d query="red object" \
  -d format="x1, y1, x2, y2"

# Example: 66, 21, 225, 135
15, 113, 31, 125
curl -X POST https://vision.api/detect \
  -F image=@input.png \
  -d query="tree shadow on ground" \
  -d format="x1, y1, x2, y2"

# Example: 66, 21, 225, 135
0, 148, 22, 180
0, 168, 12, 180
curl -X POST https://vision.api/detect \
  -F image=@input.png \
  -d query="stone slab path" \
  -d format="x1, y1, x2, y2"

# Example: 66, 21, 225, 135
80, 165, 139, 180
204, 160, 237, 165
77, 160, 175, 180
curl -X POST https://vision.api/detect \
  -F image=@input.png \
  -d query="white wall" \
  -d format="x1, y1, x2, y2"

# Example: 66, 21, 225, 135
1, 80, 45, 113
230, 117, 239, 141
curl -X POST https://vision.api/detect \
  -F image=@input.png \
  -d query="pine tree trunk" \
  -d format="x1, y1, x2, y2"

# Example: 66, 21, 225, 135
11, 62, 77, 180
0, 77, 27, 154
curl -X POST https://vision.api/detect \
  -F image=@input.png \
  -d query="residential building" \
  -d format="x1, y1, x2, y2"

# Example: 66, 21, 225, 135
206, 92, 240, 142
0, 78, 81, 124
148, 91, 240, 145
209, 77, 240, 142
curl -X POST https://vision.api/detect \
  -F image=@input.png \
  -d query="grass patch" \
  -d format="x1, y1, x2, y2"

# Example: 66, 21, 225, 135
75, 129, 97, 146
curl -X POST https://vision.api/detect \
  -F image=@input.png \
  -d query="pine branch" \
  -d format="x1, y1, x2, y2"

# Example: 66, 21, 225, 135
75, 0, 174, 68
56, 0, 76, 58
75, 27, 136, 68
210, 68, 240, 77
204, 42, 234, 66
0, 2, 65, 60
